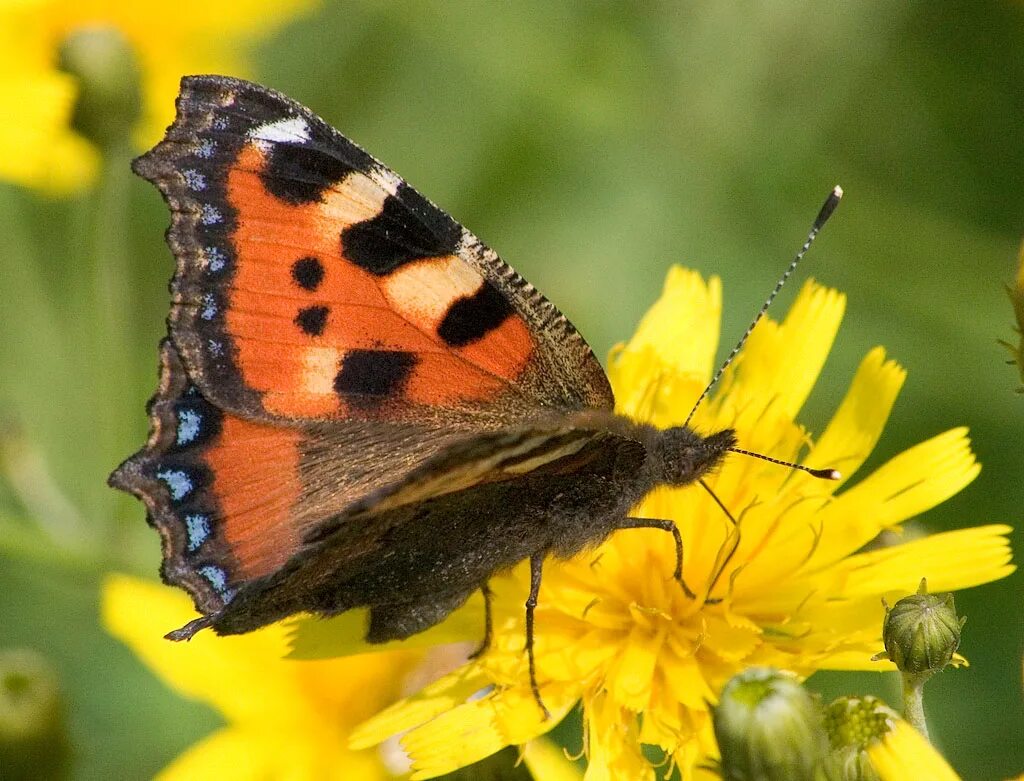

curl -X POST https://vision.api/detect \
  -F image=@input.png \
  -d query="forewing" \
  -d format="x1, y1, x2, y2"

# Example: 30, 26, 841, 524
132, 75, 613, 426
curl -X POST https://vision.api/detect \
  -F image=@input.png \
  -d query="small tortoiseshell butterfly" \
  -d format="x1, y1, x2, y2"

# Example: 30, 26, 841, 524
111, 76, 839, 709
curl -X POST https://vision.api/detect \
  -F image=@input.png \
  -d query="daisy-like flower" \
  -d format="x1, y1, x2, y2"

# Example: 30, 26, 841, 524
104, 574, 581, 781
346, 267, 1015, 780
826, 696, 962, 781
0, 0, 314, 192
102, 573, 420, 780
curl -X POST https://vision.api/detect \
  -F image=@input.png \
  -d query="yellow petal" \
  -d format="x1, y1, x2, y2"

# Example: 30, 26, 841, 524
809, 346, 906, 487
522, 738, 584, 781
604, 623, 664, 710
583, 693, 655, 781
349, 666, 491, 750
868, 720, 962, 781
155, 726, 384, 781
721, 280, 845, 425
811, 428, 980, 562
608, 268, 721, 424
400, 687, 572, 781
620, 266, 722, 380
831, 524, 1015, 596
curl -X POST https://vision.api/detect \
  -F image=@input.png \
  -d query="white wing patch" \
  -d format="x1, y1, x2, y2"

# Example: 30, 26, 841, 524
249, 116, 311, 147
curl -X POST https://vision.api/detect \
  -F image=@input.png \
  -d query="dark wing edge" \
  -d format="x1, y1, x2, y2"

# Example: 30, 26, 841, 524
108, 339, 234, 616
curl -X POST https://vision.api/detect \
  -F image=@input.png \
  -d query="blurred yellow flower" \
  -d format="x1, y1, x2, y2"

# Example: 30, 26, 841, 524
0, 0, 315, 192
348, 268, 1015, 780
102, 573, 418, 780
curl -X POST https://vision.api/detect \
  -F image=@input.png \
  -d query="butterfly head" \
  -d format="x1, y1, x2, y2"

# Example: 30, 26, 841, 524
648, 426, 737, 488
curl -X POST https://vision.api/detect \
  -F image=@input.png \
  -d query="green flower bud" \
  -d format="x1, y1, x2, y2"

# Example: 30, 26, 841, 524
877, 578, 965, 677
821, 696, 899, 781
57, 25, 142, 151
0, 649, 71, 780
713, 667, 829, 781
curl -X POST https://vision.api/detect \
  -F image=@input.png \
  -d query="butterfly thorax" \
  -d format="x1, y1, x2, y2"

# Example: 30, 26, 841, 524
640, 425, 737, 488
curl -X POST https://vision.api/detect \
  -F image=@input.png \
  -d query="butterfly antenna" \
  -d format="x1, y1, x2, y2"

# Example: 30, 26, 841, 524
683, 186, 844, 482
683, 186, 843, 429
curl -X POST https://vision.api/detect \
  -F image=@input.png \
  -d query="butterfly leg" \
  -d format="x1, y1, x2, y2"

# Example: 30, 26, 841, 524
616, 517, 697, 600
164, 614, 215, 641
525, 552, 551, 720
468, 581, 493, 660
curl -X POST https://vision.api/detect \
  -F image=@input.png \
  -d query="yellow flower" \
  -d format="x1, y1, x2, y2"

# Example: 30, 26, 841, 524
102, 573, 418, 780
0, 0, 314, 192
348, 268, 1015, 780
826, 695, 961, 780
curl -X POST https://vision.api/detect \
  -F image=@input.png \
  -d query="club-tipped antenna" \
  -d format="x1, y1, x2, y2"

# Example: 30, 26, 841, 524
683, 186, 843, 429
727, 446, 841, 480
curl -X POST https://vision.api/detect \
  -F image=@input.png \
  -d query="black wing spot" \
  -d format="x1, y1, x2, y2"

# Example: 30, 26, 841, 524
437, 283, 515, 347
260, 143, 356, 204
295, 306, 329, 336
341, 182, 462, 275
291, 256, 325, 291
334, 350, 417, 399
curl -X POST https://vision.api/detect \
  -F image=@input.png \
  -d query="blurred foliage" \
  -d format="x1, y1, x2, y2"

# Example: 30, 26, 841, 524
0, 1, 1021, 779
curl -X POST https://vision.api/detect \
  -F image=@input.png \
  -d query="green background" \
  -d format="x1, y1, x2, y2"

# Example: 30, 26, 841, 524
1, 2, 1021, 779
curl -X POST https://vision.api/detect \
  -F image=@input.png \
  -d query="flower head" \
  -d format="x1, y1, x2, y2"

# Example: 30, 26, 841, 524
341, 268, 1013, 780
877, 578, 965, 677
824, 696, 962, 781
0, 0, 314, 192
102, 573, 418, 780
712, 667, 828, 781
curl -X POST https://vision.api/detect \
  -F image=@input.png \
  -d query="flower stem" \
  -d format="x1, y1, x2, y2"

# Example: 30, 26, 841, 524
90, 141, 135, 544
900, 672, 931, 741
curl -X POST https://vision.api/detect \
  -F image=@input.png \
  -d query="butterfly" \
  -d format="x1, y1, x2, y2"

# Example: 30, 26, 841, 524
111, 75, 839, 711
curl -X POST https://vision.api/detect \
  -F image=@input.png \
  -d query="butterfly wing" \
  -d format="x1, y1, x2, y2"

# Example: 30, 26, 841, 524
110, 340, 470, 615
132, 75, 612, 426
116, 76, 617, 631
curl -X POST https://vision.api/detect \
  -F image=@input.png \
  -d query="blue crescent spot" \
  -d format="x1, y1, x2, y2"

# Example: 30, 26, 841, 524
156, 469, 193, 501
200, 293, 217, 321
195, 138, 215, 159
200, 204, 222, 225
185, 514, 211, 551
176, 408, 202, 445
199, 565, 235, 602
205, 246, 226, 272
183, 169, 207, 191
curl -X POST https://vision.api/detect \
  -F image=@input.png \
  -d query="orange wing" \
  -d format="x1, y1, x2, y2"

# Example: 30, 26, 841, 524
115, 76, 616, 631
133, 75, 612, 425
